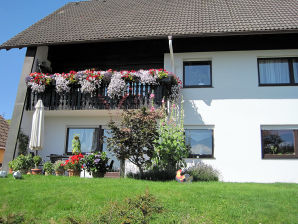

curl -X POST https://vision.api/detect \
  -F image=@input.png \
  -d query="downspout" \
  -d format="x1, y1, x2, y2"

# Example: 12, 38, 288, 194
168, 36, 175, 74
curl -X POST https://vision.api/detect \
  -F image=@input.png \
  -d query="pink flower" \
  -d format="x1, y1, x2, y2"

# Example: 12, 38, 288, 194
150, 93, 155, 99
172, 104, 176, 108
150, 106, 155, 112
162, 98, 165, 104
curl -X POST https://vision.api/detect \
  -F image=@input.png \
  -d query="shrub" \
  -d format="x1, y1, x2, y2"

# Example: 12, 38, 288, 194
43, 161, 54, 174
33, 156, 42, 168
99, 190, 163, 224
11, 154, 34, 173
53, 160, 65, 172
127, 166, 176, 181
185, 163, 219, 182
153, 97, 190, 171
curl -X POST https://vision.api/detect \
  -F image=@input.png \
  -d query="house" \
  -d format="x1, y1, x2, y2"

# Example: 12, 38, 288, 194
1, 0, 298, 182
0, 116, 9, 166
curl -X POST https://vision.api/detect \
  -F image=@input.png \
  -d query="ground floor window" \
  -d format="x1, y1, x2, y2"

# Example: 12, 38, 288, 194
66, 127, 120, 171
66, 128, 101, 154
261, 128, 298, 159
185, 128, 214, 158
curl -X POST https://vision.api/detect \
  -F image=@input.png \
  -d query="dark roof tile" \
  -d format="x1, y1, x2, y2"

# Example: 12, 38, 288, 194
0, 116, 9, 149
1, 0, 297, 49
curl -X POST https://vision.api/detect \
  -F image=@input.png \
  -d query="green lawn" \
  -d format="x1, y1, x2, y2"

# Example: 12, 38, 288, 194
0, 175, 297, 224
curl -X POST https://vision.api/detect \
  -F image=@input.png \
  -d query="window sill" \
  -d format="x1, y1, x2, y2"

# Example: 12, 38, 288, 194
259, 84, 298, 87
183, 85, 213, 88
263, 154, 298, 159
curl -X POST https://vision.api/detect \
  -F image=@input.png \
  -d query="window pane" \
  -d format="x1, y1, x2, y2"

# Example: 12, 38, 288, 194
262, 130, 294, 155
67, 128, 99, 153
293, 59, 298, 83
184, 62, 211, 86
259, 59, 290, 84
186, 129, 213, 156
103, 130, 120, 171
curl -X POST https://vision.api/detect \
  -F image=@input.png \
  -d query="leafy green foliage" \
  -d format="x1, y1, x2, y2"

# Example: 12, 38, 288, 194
153, 98, 190, 171
33, 156, 42, 168
127, 167, 176, 181
43, 162, 54, 174
107, 107, 163, 175
99, 189, 163, 224
53, 160, 65, 172
82, 152, 109, 176
11, 154, 34, 173
186, 163, 219, 182
17, 130, 29, 156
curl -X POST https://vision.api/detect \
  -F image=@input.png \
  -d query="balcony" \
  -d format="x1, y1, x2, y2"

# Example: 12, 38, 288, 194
25, 79, 175, 111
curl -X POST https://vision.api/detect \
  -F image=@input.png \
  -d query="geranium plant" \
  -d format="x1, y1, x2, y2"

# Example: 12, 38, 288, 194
25, 68, 181, 99
64, 153, 84, 172
83, 152, 109, 177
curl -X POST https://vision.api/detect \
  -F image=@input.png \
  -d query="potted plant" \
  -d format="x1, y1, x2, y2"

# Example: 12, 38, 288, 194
83, 152, 109, 178
43, 161, 54, 176
54, 160, 65, 176
64, 153, 84, 177
31, 155, 42, 175
12, 154, 34, 174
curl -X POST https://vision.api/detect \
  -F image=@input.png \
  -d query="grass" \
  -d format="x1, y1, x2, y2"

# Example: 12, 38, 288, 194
0, 175, 297, 224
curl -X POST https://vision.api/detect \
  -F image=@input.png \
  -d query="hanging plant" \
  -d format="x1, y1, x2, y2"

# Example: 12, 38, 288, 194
25, 69, 181, 99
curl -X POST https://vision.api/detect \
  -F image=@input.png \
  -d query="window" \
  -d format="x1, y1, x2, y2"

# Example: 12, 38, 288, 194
185, 129, 214, 158
66, 128, 101, 154
258, 58, 298, 86
261, 129, 298, 159
183, 61, 212, 87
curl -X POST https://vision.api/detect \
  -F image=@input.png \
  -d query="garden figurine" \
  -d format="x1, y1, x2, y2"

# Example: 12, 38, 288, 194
72, 135, 81, 155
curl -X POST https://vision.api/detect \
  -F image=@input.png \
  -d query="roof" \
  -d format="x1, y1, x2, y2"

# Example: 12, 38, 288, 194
1, 0, 298, 50
0, 116, 9, 149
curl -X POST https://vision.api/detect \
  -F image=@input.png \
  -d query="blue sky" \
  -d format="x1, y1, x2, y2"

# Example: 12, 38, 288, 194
0, 0, 78, 119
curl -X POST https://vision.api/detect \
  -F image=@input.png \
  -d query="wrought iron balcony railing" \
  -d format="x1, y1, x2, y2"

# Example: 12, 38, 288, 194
25, 81, 173, 111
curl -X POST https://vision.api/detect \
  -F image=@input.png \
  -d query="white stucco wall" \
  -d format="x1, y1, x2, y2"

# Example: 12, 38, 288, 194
20, 48, 298, 183
165, 49, 298, 183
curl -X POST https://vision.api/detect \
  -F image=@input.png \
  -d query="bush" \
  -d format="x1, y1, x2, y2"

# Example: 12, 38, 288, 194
53, 160, 65, 172
185, 163, 219, 182
99, 190, 163, 224
127, 166, 176, 181
43, 161, 54, 174
33, 156, 42, 168
11, 154, 34, 173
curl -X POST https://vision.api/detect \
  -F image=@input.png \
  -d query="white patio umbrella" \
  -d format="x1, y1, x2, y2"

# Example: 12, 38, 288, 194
29, 100, 44, 152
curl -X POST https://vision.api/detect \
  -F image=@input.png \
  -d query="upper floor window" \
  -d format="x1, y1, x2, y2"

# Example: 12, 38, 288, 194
183, 61, 212, 88
258, 58, 298, 86
261, 128, 298, 159
185, 129, 214, 158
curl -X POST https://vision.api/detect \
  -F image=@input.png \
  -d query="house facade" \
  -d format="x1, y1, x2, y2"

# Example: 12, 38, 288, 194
1, 0, 298, 182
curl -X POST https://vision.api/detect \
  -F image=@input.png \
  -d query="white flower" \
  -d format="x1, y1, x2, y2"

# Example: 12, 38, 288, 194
55, 75, 70, 93
107, 72, 126, 98
28, 82, 45, 93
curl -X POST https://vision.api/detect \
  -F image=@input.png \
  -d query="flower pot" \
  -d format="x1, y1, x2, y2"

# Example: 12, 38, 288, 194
68, 169, 80, 177
31, 168, 42, 175
92, 171, 105, 178
55, 170, 65, 176
9, 168, 13, 174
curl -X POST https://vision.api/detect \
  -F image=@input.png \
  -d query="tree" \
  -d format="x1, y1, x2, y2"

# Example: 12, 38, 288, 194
107, 107, 163, 176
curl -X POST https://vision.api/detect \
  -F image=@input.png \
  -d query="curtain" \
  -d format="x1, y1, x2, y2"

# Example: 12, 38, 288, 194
293, 59, 298, 83
259, 59, 290, 84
